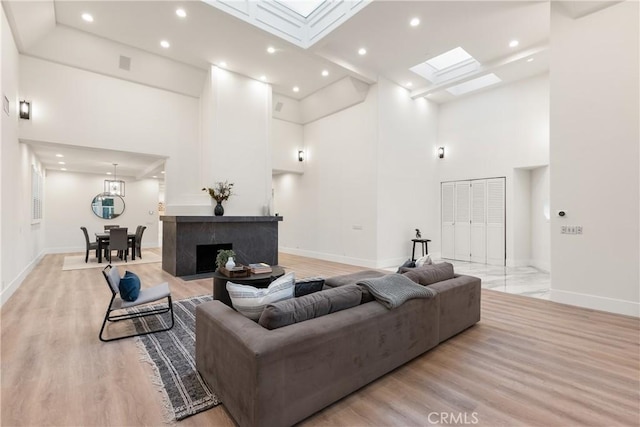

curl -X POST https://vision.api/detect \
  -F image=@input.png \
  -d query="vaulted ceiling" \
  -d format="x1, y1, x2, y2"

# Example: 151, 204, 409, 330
6, 0, 600, 177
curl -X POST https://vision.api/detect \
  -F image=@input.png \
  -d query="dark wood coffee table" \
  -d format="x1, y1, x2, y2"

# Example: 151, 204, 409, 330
212, 266, 285, 307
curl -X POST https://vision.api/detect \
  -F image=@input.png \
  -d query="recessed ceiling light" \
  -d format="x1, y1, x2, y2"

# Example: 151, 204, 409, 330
527, 57, 534, 62
509, 40, 519, 48
219, 61, 227, 68
55, 154, 64, 158
358, 48, 367, 55
321, 70, 329, 77
406, 82, 413, 87
106, 172, 112, 175
260, 75, 267, 81
152, 176, 158, 178
161, 171, 165, 174
176, 8, 187, 18
267, 46, 276, 54
81, 13, 93, 22
410, 17, 420, 27
293, 86, 300, 93
61, 168, 67, 171
58, 161, 65, 165
160, 40, 170, 49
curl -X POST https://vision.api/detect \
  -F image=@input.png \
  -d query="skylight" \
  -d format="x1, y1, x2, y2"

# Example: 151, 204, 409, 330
426, 47, 473, 71
410, 46, 480, 84
446, 73, 502, 96
276, 0, 326, 17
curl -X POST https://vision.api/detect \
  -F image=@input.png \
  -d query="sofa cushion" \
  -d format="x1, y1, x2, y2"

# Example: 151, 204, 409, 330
395, 259, 416, 273
227, 272, 295, 320
324, 270, 385, 304
295, 277, 325, 297
403, 262, 455, 286
415, 254, 433, 267
258, 284, 361, 330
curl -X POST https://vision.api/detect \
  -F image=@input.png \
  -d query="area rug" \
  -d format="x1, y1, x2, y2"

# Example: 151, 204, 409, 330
62, 252, 161, 270
130, 294, 221, 422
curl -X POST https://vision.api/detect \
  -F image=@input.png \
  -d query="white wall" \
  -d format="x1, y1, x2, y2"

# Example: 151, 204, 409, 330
530, 166, 550, 272
1, 8, 46, 306
274, 85, 379, 266
513, 169, 532, 266
44, 170, 159, 252
18, 56, 201, 221
437, 74, 550, 266
272, 119, 304, 174
550, 1, 639, 316
376, 77, 439, 266
192, 66, 272, 216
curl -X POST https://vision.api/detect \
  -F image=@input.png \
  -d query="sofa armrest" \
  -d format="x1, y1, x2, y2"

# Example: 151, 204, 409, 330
428, 274, 481, 342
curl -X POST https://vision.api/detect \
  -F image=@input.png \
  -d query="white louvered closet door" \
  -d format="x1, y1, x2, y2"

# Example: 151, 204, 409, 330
486, 177, 506, 266
441, 182, 455, 259
470, 180, 487, 263
454, 181, 471, 261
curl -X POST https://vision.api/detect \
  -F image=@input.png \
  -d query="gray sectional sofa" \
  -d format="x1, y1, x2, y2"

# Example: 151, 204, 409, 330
195, 263, 481, 427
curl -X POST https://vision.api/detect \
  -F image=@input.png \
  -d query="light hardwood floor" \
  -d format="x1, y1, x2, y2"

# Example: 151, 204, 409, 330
1, 251, 638, 426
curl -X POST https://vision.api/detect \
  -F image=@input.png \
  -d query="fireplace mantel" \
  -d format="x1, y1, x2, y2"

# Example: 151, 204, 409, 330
160, 215, 283, 278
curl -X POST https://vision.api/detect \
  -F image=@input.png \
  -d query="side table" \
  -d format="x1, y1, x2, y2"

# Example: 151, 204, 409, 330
411, 239, 431, 261
212, 266, 285, 308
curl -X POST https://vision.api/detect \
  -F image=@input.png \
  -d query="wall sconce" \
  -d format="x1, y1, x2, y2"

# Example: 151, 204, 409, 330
298, 150, 305, 162
438, 147, 445, 159
19, 100, 30, 120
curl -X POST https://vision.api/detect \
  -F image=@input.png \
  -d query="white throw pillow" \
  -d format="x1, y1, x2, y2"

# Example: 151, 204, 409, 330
226, 272, 295, 320
415, 254, 433, 268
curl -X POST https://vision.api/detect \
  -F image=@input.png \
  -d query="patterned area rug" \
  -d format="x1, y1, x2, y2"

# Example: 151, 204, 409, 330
130, 294, 221, 421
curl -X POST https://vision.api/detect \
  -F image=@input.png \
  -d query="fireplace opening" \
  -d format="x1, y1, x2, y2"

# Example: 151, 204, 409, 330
196, 243, 232, 274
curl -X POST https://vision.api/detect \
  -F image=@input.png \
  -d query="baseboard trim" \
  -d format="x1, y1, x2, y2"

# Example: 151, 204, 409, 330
0, 250, 45, 308
550, 289, 639, 317
278, 247, 377, 269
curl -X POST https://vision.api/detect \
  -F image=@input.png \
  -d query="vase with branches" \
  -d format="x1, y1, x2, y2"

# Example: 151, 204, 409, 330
202, 181, 234, 216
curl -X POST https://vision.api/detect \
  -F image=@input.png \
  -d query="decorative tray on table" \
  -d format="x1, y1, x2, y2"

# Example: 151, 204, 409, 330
219, 265, 250, 278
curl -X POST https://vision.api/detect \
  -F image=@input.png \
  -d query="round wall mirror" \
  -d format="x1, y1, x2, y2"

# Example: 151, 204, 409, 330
91, 193, 125, 219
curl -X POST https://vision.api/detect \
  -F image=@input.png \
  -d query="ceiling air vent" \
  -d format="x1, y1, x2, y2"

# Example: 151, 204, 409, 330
119, 55, 131, 71
274, 102, 283, 112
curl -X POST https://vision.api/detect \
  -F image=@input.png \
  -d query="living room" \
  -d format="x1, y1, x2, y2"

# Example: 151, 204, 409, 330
1, 0, 638, 426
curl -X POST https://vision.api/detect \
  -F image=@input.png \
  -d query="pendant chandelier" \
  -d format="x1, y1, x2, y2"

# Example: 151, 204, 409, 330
104, 163, 125, 196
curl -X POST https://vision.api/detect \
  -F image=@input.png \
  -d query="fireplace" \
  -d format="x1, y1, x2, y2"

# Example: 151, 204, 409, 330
161, 215, 283, 278
196, 243, 232, 274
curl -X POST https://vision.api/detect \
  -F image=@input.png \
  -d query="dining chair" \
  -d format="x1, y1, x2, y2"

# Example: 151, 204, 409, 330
107, 227, 129, 262
129, 226, 146, 259
104, 225, 120, 231
81, 226, 99, 263
99, 265, 173, 342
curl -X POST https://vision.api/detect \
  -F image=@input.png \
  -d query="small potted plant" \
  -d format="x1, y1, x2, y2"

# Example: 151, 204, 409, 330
202, 181, 234, 216
216, 249, 236, 270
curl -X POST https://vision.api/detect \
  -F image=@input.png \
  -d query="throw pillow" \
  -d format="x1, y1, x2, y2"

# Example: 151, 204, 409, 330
403, 262, 454, 286
258, 284, 362, 330
295, 277, 325, 297
227, 272, 295, 320
415, 254, 433, 268
119, 271, 141, 302
395, 259, 416, 273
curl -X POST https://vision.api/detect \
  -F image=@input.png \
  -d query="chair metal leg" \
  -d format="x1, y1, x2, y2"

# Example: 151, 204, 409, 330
99, 296, 174, 342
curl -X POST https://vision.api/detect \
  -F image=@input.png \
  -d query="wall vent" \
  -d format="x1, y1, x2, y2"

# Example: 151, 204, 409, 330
119, 55, 131, 71
274, 101, 283, 112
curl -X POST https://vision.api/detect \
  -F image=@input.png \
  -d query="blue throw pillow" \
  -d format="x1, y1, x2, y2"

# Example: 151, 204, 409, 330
119, 271, 141, 302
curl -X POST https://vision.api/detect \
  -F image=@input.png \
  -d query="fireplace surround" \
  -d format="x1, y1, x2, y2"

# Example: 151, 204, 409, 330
161, 216, 283, 278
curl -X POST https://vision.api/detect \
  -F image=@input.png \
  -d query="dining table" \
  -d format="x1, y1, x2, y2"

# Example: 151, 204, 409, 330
95, 231, 137, 263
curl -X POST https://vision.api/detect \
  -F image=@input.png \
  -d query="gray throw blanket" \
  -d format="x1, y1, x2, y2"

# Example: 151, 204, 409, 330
357, 274, 435, 309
